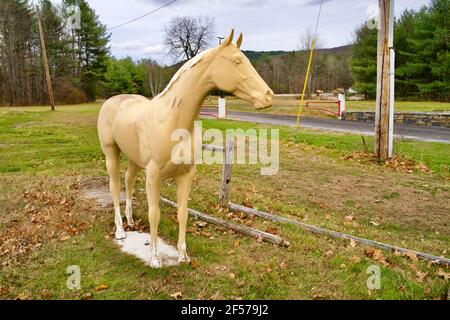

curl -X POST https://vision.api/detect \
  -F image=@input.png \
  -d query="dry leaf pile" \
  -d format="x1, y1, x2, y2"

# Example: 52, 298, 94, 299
0, 179, 96, 266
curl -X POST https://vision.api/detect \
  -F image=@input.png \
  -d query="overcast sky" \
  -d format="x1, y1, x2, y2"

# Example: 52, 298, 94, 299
55, 0, 431, 64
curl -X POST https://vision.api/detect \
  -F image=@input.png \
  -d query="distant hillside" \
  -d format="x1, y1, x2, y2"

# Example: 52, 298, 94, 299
316, 44, 353, 55
242, 45, 353, 62
242, 50, 289, 61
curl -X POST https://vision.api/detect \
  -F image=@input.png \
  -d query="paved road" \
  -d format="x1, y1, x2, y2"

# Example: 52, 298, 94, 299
201, 107, 450, 144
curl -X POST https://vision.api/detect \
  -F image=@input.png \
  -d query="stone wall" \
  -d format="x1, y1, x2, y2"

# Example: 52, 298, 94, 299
342, 112, 450, 128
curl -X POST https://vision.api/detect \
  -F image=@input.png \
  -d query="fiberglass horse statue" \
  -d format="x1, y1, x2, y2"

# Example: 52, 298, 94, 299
98, 30, 274, 268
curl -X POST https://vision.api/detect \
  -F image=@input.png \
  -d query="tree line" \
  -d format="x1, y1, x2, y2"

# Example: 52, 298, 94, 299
0, 0, 110, 106
253, 46, 353, 95
351, 0, 449, 101
1, 0, 448, 106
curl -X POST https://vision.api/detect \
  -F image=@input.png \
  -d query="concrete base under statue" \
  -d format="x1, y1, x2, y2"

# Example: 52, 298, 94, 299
114, 231, 180, 267
78, 177, 180, 268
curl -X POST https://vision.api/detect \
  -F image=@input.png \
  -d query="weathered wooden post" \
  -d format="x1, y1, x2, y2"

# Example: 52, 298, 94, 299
374, 0, 395, 160
219, 135, 234, 207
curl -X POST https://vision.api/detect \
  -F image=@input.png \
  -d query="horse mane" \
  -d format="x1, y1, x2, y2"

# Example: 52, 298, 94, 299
157, 49, 212, 98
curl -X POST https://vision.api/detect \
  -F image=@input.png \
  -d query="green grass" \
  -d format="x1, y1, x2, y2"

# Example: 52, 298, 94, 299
0, 103, 449, 300
203, 118, 450, 174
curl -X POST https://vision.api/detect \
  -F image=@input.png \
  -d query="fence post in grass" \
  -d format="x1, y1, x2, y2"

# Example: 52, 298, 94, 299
219, 135, 234, 207
338, 93, 346, 119
218, 97, 227, 119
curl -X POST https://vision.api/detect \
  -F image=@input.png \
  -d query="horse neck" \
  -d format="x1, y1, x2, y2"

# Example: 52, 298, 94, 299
160, 53, 215, 131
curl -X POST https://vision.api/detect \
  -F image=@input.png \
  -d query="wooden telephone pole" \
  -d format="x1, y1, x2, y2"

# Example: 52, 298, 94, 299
36, 7, 55, 111
374, 0, 395, 160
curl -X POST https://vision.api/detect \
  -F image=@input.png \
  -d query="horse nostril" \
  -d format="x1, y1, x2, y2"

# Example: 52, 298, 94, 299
266, 90, 274, 101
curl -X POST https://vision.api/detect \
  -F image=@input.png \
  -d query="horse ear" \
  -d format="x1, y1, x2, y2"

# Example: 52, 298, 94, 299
221, 29, 234, 48
236, 33, 243, 49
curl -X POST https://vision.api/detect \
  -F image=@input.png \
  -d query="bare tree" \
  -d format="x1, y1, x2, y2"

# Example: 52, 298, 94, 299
299, 28, 322, 51
143, 59, 163, 97
164, 16, 215, 61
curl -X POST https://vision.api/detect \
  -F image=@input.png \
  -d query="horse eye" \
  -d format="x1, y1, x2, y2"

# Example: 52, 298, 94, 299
233, 58, 242, 65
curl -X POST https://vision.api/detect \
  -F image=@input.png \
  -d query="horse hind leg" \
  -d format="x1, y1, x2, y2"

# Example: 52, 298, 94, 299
104, 146, 126, 240
125, 161, 139, 227
175, 166, 195, 263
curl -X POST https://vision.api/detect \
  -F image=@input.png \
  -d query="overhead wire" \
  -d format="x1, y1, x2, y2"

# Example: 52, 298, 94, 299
295, 0, 324, 129
107, 0, 177, 31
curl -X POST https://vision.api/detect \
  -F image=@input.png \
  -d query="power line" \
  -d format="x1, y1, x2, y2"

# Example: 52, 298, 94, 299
313, 0, 324, 40
295, 0, 325, 128
107, 0, 177, 31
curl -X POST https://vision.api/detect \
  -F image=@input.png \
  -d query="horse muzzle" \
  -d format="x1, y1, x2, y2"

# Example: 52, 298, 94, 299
253, 89, 274, 110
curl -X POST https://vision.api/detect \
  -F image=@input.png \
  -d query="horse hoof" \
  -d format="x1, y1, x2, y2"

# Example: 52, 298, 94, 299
115, 229, 127, 240
150, 257, 163, 268
178, 254, 191, 264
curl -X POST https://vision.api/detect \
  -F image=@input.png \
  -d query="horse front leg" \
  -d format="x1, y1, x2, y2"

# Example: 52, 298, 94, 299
146, 162, 162, 268
176, 166, 195, 263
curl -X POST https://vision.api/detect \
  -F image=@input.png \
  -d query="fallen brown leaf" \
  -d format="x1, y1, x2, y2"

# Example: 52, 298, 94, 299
325, 250, 334, 258
15, 293, 29, 300
170, 291, 182, 300
95, 284, 108, 292
345, 214, 354, 222
41, 290, 53, 299
209, 292, 221, 300
416, 271, 428, 283
81, 293, 93, 300
190, 259, 199, 269
436, 269, 450, 280
403, 251, 419, 263
265, 226, 279, 235
365, 248, 389, 266
59, 235, 71, 241
409, 263, 418, 271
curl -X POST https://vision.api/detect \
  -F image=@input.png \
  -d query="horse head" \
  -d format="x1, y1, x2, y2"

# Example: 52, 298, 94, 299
210, 29, 274, 109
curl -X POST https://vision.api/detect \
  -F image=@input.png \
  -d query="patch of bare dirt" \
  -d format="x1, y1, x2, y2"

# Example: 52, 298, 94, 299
78, 176, 125, 208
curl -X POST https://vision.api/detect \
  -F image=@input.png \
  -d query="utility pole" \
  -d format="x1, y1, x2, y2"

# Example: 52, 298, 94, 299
36, 7, 55, 111
374, 0, 395, 159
